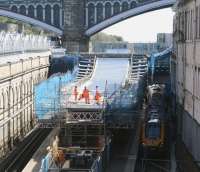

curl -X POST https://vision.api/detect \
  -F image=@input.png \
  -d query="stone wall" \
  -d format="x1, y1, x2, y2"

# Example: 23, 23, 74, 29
0, 52, 50, 158
173, 0, 200, 167
63, 0, 89, 52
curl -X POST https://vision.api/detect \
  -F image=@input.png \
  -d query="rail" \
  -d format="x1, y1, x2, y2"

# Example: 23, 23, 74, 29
3, 128, 51, 172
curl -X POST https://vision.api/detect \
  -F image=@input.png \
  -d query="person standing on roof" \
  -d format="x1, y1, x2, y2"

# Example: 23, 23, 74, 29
83, 86, 90, 104
95, 86, 101, 105
73, 86, 78, 101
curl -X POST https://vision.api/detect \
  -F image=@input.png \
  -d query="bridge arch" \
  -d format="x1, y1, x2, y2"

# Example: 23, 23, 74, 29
85, 0, 175, 36
113, 1, 121, 15
88, 3, 95, 27
130, 1, 137, 9
122, 1, 129, 12
86, 1, 96, 7
53, 4, 60, 27
19, 5, 26, 15
36, 5, 43, 21
96, 3, 104, 23
0, 9, 63, 35
45, 5, 52, 24
105, 2, 112, 19
28, 5, 34, 18
11, 6, 18, 13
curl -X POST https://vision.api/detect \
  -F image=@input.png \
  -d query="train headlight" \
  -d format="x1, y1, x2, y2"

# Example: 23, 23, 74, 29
160, 142, 164, 147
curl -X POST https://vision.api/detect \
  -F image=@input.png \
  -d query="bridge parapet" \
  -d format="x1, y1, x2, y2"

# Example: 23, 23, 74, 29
86, 0, 146, 27
85, 0, 175, 35
0, 0, 63, 28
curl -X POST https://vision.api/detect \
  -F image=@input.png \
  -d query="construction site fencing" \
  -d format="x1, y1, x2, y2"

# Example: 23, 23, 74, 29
0, 31, 50, 55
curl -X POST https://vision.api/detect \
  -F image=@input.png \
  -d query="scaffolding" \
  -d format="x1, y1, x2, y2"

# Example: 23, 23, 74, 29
37, 54, 148, 171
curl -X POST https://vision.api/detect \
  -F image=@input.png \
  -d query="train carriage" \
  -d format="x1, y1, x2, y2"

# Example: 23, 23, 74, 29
141, 84, 167, 152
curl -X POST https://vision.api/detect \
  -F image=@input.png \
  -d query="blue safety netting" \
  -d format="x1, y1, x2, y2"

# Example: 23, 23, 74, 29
35, 70, 77, 119
35, 54, 79, 119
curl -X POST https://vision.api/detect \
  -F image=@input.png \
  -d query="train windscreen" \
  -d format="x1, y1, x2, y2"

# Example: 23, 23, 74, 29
145, 122, 161, 139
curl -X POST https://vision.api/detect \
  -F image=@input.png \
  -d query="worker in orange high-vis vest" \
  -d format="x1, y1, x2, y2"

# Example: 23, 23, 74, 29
83, 86, 90, 104
73, 86, 78, 101
95, 86, 101, 105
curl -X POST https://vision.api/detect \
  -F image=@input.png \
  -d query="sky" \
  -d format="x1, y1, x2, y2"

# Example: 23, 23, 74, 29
103, 8, 174, 43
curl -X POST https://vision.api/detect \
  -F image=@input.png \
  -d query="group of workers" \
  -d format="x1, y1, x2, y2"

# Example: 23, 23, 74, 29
73, 86, 101, 104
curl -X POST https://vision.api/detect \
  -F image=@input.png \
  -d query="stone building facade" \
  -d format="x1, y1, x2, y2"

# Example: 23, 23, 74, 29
172, 0, 200, 170
0, 52, 50, 158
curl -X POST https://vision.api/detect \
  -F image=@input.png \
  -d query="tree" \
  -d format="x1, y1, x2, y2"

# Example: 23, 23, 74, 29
90, 32, 124, 43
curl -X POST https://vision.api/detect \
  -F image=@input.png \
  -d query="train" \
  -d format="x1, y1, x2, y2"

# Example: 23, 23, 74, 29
141, 84, 167, 152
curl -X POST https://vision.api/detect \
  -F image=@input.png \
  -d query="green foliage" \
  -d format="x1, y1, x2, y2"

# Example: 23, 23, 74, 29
0, 16, 18, 24
90, 32, 124, 43
0, 16, 48, 35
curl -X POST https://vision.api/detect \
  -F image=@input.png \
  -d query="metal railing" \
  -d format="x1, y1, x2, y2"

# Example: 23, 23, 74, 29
0, 31, 50, 55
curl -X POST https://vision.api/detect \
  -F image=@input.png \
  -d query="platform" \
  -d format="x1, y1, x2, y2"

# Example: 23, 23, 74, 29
22, 128, 59, 172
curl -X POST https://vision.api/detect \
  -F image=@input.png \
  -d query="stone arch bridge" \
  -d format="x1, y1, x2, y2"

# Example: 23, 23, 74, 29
0, 0, 175, 51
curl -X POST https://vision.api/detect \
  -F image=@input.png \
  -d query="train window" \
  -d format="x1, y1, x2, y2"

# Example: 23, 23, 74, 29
145, 122, 161, 139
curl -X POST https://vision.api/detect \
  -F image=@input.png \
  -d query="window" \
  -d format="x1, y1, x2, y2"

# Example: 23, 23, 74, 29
196, 7, 199, 38
145, 122, 161, 139
191, 10, 193, 40
199, 5, 200, 38
198, 68, 200, 97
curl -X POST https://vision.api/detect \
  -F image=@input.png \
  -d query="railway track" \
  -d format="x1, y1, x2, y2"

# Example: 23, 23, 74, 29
2, 128, 51, 172
140, 158, 170, 172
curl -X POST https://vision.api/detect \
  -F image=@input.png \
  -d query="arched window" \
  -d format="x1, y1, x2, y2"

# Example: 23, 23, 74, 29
37, 5, 43, 21
53, 4, 60, 27
105, 2, 111, 19
28, 5, 34, 18
88, 3, 95, 27
10, 87, 14, 113
0, 93, 4, 115
113, 2, 120, 15
15, 86, 19, 110
45, 5, 51, 24
11, 6, 18, 13
122, 2, 129, 12
4, 91, 8, 110
19, 5, 26, 15
96, 3, 103, 23
130, 1, 137, 9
